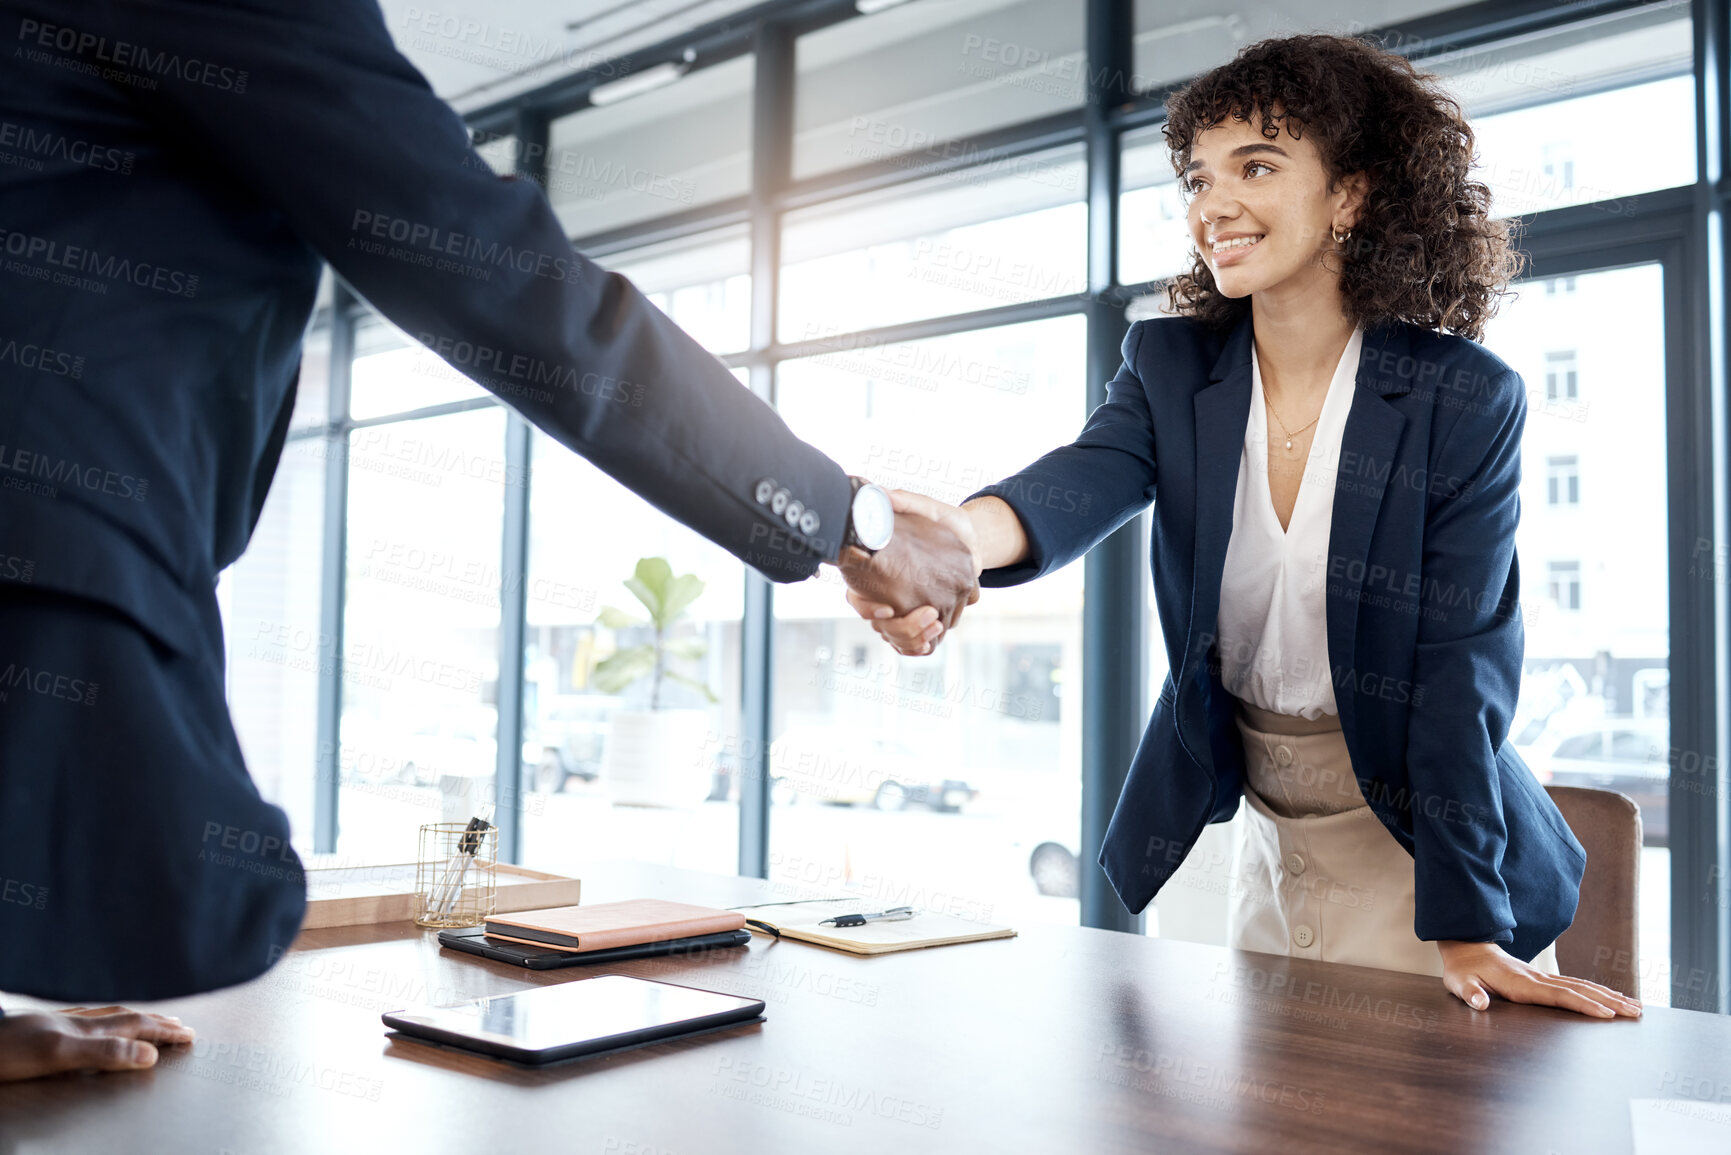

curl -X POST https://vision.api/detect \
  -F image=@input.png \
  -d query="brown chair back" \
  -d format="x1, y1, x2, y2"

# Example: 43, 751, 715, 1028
1544, 784, 1642, 998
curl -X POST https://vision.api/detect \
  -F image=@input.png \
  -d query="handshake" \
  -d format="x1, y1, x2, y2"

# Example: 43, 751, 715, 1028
833, 490, 1000, 657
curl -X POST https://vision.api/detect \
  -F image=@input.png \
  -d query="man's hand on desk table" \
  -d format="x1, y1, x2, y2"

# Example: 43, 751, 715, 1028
0, 1006, 195, 1082
1439, 941, 1643, 1019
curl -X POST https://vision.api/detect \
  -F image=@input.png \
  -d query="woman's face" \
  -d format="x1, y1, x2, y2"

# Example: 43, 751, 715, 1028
1182, 113, 1362, 302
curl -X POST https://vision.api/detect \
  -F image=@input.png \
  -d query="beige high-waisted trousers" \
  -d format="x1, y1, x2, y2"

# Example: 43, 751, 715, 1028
1227, 695, 1560, 978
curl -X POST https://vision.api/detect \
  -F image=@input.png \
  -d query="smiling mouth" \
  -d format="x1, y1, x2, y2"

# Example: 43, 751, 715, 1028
1210, 234, 1264, 255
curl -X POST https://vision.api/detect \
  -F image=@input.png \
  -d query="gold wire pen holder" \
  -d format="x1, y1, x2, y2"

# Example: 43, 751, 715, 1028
414, 820, 498, 928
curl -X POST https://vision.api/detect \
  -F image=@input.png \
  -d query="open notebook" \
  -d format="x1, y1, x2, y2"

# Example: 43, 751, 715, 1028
733, 899, 1015, 956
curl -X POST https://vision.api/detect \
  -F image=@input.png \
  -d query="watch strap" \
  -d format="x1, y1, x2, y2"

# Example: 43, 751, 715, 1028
843, 475, 891, 554
842, 476, 868, 552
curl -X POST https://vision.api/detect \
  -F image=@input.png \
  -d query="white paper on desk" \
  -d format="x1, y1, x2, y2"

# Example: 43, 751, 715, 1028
1629, 1099, 1731, 1154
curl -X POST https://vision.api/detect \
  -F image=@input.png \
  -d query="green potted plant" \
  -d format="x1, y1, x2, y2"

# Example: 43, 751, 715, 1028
591, 557, 719, 806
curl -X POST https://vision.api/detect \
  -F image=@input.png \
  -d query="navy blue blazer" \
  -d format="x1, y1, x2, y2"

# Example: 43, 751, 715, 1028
0, 0, 848, 1000
974, 315, 1586, 963
0, 0, 850, 662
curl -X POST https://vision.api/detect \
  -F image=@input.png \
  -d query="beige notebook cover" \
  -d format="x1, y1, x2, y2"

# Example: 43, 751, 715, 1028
486, 899, 745, 954
735, 900, 1015, 956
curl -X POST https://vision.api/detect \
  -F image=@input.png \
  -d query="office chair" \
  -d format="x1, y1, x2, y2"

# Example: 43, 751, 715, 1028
1544, 785, 1642, 999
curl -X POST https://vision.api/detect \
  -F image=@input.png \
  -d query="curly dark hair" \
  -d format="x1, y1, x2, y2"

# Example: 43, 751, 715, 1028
1161, 34, 1521, 341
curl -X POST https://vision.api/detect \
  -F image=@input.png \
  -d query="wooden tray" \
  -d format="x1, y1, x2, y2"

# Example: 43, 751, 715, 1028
301, 858, 582, 929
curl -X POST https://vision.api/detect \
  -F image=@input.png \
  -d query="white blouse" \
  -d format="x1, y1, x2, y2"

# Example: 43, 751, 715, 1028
1216, 327, 1364, 720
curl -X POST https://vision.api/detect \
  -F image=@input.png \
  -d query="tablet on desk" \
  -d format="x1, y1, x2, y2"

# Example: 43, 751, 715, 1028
382, 975, 765, 1065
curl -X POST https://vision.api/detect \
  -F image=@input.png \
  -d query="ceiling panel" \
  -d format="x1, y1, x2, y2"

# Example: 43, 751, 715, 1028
376, 0, 770, 109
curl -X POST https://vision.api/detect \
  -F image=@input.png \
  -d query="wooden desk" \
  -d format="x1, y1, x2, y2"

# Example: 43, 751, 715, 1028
1, 861, 1726, 1154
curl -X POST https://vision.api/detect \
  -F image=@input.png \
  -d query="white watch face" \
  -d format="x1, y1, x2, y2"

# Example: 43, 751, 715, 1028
853, 484, 895, 551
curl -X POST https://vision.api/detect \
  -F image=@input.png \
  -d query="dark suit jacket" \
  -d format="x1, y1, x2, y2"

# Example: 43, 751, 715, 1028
974, 315, 1586, 963
0, 0, 846, 997
0, 0, 849, 659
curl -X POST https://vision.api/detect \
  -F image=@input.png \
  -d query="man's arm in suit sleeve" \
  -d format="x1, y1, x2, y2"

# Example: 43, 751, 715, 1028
113, 0, 849, 582
965, 321, 1157, 585
1405, 370, 1528, 947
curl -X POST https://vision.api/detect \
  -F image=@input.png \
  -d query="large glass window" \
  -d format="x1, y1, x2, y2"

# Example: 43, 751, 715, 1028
516, 430, 746, 877
546, 55, 752, 240
770, 315, 1088, 927
1466, 72, 1695, 216
794, 0, 1085, 180
218, 324, 333, 854
604, 226, 752, 357
336, 405, 507, 861
349, 316, 490, 422
1484, 262, 1670, 1003
1427, 5, 1695, 214
781, 147, 1085, 339
513, 225, 753, 876
1128, 0, 1466, 97
219, 442, 327, 853
1118, 126, 1191, 287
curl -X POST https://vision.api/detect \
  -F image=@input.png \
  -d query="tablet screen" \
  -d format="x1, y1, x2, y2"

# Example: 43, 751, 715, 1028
386, 975, 762, 1057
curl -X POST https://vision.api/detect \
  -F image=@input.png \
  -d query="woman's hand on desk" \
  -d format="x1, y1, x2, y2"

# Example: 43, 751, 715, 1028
0, 1006, 195, 1082
1437, 941, 1643, 1019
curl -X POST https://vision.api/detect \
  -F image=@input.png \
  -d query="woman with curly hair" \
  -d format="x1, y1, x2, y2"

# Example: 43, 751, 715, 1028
847, 34, 1641, 1019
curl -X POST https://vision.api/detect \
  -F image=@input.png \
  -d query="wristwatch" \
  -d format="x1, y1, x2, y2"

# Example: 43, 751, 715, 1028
842, 477, 895, 555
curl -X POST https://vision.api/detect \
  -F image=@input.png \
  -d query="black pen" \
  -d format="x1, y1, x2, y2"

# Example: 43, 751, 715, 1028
433, 815, 491, 916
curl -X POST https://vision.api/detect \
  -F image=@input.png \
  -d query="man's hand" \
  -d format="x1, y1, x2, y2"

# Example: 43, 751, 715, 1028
0, 1006, 196, 1082
838, 490, 981, 656
1438, 941, 1642, 1018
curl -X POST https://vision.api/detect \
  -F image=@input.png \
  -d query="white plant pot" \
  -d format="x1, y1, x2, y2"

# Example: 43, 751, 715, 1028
600, 709, 712, 808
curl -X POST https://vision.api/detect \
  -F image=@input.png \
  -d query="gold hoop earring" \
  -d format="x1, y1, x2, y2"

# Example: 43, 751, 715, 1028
1332, 225, 1352, 244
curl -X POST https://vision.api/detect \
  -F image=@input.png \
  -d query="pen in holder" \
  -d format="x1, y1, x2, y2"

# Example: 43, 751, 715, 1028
414, 819, 498, 928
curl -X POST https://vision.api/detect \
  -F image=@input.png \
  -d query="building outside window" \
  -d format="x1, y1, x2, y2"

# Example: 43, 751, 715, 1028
1548, 561, 1583, 611
1545, 350, 1579, 401
1547, 455, 1580, 506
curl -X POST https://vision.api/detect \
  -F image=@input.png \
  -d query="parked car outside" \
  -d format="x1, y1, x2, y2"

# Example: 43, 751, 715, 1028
1516, 718, 1669, 847
399, 707, 498, 787
525, 694, 619, 794
766, 726, 976, 812
337, 708, 495, 787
